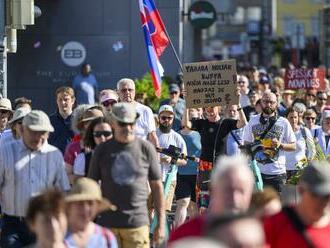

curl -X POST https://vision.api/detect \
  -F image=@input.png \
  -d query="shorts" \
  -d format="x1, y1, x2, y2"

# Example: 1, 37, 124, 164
175, 174, 197, 202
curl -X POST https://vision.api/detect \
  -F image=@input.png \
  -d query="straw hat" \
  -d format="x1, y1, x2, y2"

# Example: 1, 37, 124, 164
66, 177, 116, 212
77, 108, 104, 130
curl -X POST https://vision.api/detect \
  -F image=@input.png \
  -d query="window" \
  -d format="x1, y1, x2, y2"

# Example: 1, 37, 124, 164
311, 15, 320, 37
282, 16, 295, 36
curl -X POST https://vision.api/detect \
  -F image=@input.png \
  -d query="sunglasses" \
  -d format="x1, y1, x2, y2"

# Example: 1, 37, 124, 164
318, 98, 327, 101
170, 91, 179, 95
160, 116, 173, 121
121, 88, 134, 93
0, 110, 10, 115
93, 131, 112, 138
307, 93, 316, 97
305, 117, 316, 121
102, 100, 117, 107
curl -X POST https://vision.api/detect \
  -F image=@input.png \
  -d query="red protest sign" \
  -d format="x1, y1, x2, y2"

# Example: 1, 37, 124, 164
284, 68, 325, 90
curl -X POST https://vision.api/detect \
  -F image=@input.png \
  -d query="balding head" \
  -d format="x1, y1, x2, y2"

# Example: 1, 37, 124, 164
261, 92, 278, 115
210, 155, 254, 215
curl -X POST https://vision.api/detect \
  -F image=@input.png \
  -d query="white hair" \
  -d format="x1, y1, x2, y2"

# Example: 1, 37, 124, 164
211, 154, 254, 187
116, 78, 135, 90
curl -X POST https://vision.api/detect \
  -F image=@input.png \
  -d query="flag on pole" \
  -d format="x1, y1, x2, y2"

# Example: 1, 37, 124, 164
139, 0, 169, 97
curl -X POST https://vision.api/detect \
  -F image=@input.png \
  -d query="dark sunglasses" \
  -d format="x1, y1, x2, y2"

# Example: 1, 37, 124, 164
307, 93, 316, 97
102, 100, 117, 107
160, 116, 173, 121
318, 98, 327, 101
0, 110, 10, 115
170, 91, 179, 95
93, 131, 112, 138
305, 117, 316, 121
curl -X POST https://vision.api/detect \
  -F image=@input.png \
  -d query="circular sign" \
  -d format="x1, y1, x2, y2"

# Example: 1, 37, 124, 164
188, 1, 217, 29
61, 41, 86, 67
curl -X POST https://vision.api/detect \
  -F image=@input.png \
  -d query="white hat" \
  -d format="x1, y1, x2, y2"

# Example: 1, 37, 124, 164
0, 98, 13, 112
8, 107, 31, 124
23, 110, 54, 132
158, 105, 174, 115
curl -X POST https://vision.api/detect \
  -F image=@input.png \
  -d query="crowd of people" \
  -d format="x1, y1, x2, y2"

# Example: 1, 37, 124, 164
0, 64, 330, 247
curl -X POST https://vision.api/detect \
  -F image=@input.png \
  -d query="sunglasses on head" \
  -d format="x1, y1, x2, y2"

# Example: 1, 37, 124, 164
93, 131, 112, 138
102, 100, 117, 107
305, 117, 315, 121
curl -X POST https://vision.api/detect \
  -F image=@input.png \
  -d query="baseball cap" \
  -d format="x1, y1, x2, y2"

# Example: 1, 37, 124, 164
0, 98, 13, 112
169, 84, 180, 93
8, 107, 31, 124
259, 75, 270, 84
23, 110, 54, 132
300, 161, 330, 196
110, 102, 140, 124
159, 105, 174, 115
99, 89, 118, 103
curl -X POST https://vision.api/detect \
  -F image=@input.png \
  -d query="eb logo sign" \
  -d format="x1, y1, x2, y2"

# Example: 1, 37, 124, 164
61, 41, 86, 67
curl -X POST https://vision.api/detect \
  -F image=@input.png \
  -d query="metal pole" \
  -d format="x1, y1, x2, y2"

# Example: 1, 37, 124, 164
163, 26, 184, 72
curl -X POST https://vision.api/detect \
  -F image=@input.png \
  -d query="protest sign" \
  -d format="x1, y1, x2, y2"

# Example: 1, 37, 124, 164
183, 59, 238, 108
284, 68, 325, 90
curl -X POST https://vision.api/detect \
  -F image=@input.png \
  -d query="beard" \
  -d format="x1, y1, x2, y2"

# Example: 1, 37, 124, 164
159, 123, 172, 133
262, 106, 276, 115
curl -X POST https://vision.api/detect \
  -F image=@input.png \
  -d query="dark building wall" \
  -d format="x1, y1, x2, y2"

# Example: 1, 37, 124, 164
8, 0, 180, 113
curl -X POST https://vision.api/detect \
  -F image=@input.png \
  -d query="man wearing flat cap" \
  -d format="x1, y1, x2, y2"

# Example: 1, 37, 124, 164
0, 110, 70, 248
264, 161, 330, 247
88, 102, 165, 248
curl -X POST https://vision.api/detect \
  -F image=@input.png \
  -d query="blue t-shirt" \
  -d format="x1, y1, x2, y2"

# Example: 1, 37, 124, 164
226, 128, 244, 156
72, 73, 98, 104
178, 130, 201, 175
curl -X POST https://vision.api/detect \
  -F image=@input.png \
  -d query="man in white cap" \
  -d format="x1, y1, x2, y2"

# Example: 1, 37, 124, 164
88, 102, 165, 248
156, 105, 187, 223
117, 78, 159, 147
0, 98, 13, 137
0, 110, 70, 248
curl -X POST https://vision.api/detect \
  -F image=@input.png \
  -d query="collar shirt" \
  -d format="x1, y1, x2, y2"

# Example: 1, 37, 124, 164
0, 139, 70, 217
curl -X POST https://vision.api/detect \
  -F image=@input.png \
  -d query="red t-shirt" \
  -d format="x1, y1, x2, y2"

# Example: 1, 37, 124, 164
64, 141, 82, 166
264, 208, 330, 248
168, 215, 206, 245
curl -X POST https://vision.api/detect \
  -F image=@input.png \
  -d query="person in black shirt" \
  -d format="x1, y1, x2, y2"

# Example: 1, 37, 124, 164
243, 89, 260, 121
183, 99, 247, 211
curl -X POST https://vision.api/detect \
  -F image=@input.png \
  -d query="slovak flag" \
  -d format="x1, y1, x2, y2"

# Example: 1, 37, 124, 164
139, 0, 169, 97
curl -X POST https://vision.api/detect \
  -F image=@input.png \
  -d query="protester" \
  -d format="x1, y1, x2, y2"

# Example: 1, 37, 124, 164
312, 110, 330, 157
73, 117, 112, 178
168, 154, 254, 244
205, 213, 265, 248
285, 107, 315, 179
183, 92, 247, 210
243, 92, 296, 193
303, 108, 319, 131
304, 89, 317, 108
250, 187, 282, 218
156, 104, 187, 214
0, 110, 70, 247
72, 63, 99, 105
117, 78, 159, 147
26, 190, 68, 248
315, 91, 328, 124
99, 89, 118, 113
160, 83, 186, 131
243, 89, 260, 121
264, 161, 330, 247
64, 105, 104, 183
293, 102, 307, 126
237, 74, 250, 107
88, 103, 165, 247
0, 97, 13, 137
280, 90, 295, 112
226, 104, 244, 156
14, 96, 32, 110
174, 109, 201, 228
0, 107, 31, 145
65, 177, 118, 248
49, 86, 76, 154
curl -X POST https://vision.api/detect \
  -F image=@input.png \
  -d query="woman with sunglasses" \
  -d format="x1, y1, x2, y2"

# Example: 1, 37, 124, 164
73, 117, 113, 178
303, 108, 320, 132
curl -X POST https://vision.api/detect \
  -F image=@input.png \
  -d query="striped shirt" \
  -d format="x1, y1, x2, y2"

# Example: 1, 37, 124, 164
0, 139, 70, 217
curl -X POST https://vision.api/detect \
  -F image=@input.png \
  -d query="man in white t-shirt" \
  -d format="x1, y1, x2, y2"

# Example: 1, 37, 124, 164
243, 92, 296, 193
117, 78, 159, 147
156, 104, 187, 212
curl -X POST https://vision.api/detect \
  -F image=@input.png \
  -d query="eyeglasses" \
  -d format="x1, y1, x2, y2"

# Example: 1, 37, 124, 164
318, 98, 327, 101
170, 91, 178, 95
102, 100, 117, 107
238, 81, 246, 85
262, 100, 277, 105
307, 93, 316, 97
304, 117, 316, 121
117, 121, 134, 127
120, 88, 134, 93
160, 116, 173, 121
93, 131, 112, 138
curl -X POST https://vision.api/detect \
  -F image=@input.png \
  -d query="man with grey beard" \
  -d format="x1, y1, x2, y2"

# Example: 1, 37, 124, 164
243, 92, 296, 193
